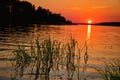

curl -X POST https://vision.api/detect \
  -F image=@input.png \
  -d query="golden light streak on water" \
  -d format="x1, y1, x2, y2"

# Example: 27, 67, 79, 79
87, 25, 91, 41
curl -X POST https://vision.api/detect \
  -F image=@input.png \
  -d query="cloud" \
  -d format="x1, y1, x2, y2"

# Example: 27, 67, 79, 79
72, 7, 82, 10
91, 6, 109, 9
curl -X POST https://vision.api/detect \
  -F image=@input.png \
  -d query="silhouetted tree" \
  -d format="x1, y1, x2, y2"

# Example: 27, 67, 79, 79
0, 0, 72, 25
11, 1, 35, 24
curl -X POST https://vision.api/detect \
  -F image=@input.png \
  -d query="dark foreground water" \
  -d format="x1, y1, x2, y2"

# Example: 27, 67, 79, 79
0, 24, 120, 80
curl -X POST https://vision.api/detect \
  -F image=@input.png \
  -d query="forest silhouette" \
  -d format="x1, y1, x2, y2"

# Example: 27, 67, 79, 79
0, 0, 72, 25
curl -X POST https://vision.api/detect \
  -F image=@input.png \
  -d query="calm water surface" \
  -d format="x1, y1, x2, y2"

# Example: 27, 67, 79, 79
0, 24, 120, 80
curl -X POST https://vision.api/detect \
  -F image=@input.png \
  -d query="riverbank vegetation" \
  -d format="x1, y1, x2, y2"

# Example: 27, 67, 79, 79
92, 58, 120, 80
12, 37, 83, 80
7, 36, 120, 80
0, 0, 72, 25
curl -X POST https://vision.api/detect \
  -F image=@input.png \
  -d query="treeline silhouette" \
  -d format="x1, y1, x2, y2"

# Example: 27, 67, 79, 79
0, 0, 72, 25
94, 22, 120, 26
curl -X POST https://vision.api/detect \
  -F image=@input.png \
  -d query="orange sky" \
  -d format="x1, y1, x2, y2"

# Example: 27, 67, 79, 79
26, 0, 120, 23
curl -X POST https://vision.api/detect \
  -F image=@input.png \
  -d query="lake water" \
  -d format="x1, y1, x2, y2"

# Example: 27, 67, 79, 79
0, 24, 120, 80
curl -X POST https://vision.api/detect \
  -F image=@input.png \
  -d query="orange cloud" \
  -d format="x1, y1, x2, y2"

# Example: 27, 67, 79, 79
91, 6, 109, 9
72, 7, 82, 10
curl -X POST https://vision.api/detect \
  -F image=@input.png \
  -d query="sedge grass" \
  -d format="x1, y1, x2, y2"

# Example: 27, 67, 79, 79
92, 57, 120, 80
12, 36, 88, 80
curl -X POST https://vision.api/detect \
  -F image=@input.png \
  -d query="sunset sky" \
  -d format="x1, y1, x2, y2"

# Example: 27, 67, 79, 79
26, 0, 120, 23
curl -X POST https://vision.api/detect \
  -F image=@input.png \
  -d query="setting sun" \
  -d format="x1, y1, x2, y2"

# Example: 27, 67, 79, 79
88, 20, 92, 24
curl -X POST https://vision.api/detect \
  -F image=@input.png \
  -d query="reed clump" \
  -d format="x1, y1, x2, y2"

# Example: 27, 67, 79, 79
13, 45, 31, 68
13, 36, 83, 80
93, 57, 120, 80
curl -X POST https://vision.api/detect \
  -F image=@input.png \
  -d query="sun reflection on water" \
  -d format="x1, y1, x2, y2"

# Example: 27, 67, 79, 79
87, 25, 91, 41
